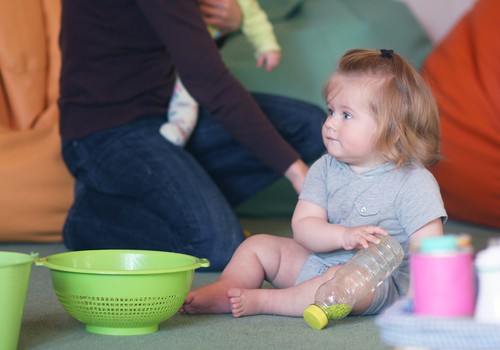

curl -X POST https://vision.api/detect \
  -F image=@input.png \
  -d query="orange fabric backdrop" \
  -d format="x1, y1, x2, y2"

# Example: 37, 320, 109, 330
0, 0, 73, 242
423, 0, 500, 228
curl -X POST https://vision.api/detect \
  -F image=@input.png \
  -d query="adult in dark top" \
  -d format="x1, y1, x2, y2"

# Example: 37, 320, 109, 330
58, 0, 325, 271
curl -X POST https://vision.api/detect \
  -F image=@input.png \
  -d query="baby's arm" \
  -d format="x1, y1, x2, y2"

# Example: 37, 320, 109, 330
406, 218, 444, 296
238, 0, 281, 70
292, 199, 388, 253
409, 218, 444, 246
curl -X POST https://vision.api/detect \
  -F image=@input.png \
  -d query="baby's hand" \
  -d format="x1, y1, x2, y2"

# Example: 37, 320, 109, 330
256, 51, 281, 72
342, 226, 388, 250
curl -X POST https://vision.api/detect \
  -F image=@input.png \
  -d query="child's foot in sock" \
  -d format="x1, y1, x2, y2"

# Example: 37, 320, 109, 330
159, 122, 188, 146
161, 77, 198, 146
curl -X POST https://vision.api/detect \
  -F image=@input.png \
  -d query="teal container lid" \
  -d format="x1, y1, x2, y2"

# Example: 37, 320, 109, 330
420, 235, 458, 253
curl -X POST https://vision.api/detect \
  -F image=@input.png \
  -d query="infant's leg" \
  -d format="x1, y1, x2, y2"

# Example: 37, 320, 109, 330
181, 234, 309, 314
227, 268, 340, 317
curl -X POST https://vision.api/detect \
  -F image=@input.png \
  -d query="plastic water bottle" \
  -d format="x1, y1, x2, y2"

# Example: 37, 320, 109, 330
475, 238, 500, 324
303, 235, 404, 329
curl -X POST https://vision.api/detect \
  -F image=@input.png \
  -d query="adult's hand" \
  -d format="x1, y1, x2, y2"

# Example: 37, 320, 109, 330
199, 0, 243, 36
284, 159, 309, 194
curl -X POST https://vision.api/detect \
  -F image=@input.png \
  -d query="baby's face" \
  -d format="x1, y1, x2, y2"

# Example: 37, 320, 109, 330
322, 75, 385, 174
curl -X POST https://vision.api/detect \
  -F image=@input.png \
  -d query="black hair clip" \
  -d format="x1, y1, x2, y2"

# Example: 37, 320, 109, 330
380, 49, 394, 59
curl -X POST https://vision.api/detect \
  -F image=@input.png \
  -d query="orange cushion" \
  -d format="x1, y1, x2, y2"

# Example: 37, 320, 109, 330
423, 0, 500, 228
0, 0, 74, 242
0, 126, 74, 242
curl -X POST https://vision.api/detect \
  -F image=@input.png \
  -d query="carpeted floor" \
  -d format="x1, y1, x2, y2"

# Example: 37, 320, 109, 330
2, 218, 498, 350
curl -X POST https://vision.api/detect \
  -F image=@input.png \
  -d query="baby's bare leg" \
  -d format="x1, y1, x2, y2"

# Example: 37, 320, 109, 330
227, 267, 340, 317
227, 264, 378, 318
181, 234, 309, 315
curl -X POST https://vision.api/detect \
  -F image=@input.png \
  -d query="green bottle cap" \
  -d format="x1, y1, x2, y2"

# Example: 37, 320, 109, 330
420, 235, 458, 253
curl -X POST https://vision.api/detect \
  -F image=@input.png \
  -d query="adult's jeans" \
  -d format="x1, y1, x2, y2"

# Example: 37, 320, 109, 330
61, 93, 325, 271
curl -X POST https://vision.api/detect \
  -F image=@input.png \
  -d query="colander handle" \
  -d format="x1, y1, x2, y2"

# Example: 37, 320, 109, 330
198, 258, 210, 268
34, 257, 47, 267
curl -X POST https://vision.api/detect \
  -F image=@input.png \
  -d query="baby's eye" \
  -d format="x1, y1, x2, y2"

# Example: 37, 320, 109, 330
322, 109, 334, 124
343, 112, 352, 119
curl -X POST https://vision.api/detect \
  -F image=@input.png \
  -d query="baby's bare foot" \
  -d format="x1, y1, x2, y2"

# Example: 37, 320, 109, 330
227, 288, 270, 318
181, 282, 232, 314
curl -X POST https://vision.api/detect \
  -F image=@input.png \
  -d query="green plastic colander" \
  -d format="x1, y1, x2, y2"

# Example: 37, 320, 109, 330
36, 250, 209, 336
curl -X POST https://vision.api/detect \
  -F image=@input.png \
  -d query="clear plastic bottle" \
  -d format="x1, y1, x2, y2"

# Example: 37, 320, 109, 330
303, 235, 404, 329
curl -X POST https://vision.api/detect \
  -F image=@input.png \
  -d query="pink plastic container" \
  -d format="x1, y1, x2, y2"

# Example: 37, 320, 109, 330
411, 235, 475, 317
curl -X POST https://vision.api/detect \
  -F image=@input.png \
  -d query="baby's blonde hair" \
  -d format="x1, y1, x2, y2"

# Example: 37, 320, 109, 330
323, 49, 441, 167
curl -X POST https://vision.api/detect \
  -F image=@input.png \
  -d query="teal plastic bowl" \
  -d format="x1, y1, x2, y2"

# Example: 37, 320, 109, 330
36, 250, 209, 335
